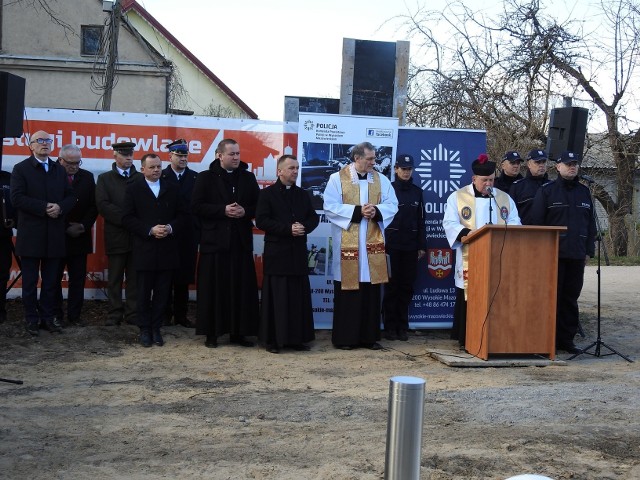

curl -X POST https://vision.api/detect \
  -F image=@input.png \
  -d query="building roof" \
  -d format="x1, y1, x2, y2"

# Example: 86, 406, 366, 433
121, 0, 258, 119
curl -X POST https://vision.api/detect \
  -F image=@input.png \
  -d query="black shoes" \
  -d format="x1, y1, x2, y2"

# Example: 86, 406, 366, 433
335, 345, 353, 350
230, 335, 255, 348
557, 342, 582, 354
26, 323, 39, 336
397, 330, 409, 342
364, 342, 384, 351
205, 336, 218, 348
152, 330, 164, 347
384, 331, 397, 341
290, 344, 311, 352
266, 345, 280, 354
47, 318, 63, 333
140, 330, 152, 348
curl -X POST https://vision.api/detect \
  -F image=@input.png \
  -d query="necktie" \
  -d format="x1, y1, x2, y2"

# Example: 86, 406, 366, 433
123, 170, 129, 178
178, 173, 182, 181
42, 162, 49, 173
67, 174, 74, 185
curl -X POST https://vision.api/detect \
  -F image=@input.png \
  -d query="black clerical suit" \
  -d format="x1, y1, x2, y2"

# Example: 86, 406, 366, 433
0, 170, 15, 323
191, 159, 260, 341
255, 179, 319, 350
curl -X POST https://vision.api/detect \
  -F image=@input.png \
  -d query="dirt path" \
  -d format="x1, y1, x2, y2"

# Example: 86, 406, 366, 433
0, 266, 638, 479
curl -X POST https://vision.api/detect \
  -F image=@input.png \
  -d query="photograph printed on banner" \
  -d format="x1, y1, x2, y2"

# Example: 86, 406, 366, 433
306, 237, 328, 276
300, 142, 393, 210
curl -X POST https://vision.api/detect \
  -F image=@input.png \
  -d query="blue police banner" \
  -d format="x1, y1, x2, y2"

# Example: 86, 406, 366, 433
397, 127, 487, 328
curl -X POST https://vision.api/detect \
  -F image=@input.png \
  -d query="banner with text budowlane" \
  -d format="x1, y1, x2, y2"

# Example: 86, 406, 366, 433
3, 108, 298, 298
297, 113, 399, 329
397, 127, 486, 328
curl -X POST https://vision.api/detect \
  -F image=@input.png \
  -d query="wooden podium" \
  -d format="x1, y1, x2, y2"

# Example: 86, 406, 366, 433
462, 225, 566, 360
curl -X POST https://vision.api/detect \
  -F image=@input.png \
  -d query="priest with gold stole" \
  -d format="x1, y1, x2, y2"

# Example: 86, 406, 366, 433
323, 142, 398, 350
442, 153, 521, 347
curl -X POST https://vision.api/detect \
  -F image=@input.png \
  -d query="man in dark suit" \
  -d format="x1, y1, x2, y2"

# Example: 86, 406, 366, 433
191, 138, 260, 348
54, 145, 98, 326
123, 153, 186, 347
0, 169, 16, 324
256, 155, 319, 353
95, 141, 140, 326
10, 130, 76, 336
161, 138, 199, 328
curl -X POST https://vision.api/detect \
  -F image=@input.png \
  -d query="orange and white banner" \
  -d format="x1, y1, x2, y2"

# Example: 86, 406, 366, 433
3, 108, 297, 297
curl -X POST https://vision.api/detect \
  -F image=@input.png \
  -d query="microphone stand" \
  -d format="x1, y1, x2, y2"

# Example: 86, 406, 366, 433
569, 178, 633, 362
487, 189, 493, 224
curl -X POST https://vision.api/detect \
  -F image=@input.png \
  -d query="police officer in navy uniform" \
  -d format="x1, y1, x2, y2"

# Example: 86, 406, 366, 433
382, 154, 427, 341
509, 149, 549, 225
494, 150, 524, 193
161, 139, 199, 328
531, 151, 596, 354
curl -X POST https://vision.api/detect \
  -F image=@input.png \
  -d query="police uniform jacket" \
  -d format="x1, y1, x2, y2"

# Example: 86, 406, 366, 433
191, 159, 260, 254
10, 156, 76, 257
509, 171, 549, 225
384, 177, 427, 251
494, 172, 523, 193
64, 166, 98, 256
95, 163, 140, 255
255, 179, 319, 276
122, 175, 187, 271
530, 176, 596, 259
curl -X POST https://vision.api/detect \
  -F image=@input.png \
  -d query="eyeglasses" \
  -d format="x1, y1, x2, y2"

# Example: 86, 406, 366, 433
31, 138, 53, 145
60, 158, 82, 166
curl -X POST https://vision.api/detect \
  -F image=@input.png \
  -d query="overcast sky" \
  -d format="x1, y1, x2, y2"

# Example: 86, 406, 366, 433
139, 0, 424, 120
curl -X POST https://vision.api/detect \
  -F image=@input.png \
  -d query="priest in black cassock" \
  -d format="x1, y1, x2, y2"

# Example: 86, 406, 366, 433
256, 155, 319, 354
323, 142, 398, 350
191, 138, 260, 348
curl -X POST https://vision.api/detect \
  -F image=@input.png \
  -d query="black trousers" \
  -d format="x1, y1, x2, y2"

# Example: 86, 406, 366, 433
55, 254, 88, 321
382, 248, 418, 332
20, 256, 61, 325
136, 269, 173, 332
556, 258, 586, 345
0, 236, 13, 314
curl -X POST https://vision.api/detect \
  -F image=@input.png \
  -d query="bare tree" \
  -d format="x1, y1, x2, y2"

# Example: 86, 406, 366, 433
402, 0, 640, 255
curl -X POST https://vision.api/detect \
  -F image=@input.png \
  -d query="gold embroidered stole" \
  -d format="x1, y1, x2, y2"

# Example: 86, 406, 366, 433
339, 167, 389, 290
456, 187, 509, 298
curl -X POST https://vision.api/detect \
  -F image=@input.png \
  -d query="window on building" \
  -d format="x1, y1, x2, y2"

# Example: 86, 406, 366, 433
81, 25, 103, 56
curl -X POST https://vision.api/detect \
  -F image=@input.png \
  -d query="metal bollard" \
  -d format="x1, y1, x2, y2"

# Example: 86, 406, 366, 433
384, 376, 426, 480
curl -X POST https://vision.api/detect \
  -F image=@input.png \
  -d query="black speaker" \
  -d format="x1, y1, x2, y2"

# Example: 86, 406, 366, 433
546, 107, 588, 160
0, 71, 26, 138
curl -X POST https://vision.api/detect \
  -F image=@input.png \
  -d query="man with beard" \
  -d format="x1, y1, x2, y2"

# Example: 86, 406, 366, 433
509, 149, 550, 225
256, 154, 319, 354
382, 154, 427, 341
531, 151, 595, 354
191, 138, 260, 348
323, 142, 398, 351
442, 153, 521, 347
161, 139, 199, 328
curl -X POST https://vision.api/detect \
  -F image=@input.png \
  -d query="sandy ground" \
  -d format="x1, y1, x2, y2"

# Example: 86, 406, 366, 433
0, 265, 639, 480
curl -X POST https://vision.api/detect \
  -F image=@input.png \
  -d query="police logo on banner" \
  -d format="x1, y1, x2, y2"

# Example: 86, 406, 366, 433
415, 143, 466, 198
427, 248, 452, 279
